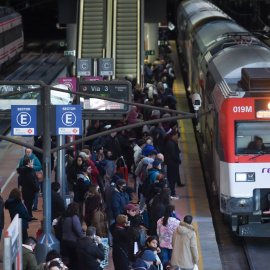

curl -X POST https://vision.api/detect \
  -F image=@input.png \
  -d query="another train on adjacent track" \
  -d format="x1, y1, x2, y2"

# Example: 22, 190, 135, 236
0, 6, 24, 71
177, 0, 270, 237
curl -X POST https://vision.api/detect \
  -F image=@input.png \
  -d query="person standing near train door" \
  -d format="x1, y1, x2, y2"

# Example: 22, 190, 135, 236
164, 131, 185, 199
171, 215, 199, 270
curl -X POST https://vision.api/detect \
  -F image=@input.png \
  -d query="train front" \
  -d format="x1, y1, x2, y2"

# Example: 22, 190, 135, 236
219, 68, 270, 237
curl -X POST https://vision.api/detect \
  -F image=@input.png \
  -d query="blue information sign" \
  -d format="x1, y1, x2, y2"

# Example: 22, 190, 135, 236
11, 105, 37, 136
56, 105, 82, 135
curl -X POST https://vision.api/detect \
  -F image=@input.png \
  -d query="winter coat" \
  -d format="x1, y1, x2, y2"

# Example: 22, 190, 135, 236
101, 134, 121, 161
85, 159, 99, 184
112, 226, 129, 270
5, 198, 32, 229
0, 196, 4, 229
104, 183, 116, 219
22, 245, 43, 270
76, 237, 105, 270
17, 166, 38, 201
133, 258, 157, 270
92, 152, 106, 176
157, 217, 180, 249
67, 157, 84, 191
126, 226, 146, 262
171, 221, 199, 269
135, 157, 154, 177
19, 153, 42, 172
62, 214, 84, 243
111, 188, 129, 219
142, 144, 158, 157
164, 138, 181, 166
77, 173, 91, 202
51, 190, 66, 221
133, 144, 143, 167
91, 209, 108, 238
149, 202, 166, 236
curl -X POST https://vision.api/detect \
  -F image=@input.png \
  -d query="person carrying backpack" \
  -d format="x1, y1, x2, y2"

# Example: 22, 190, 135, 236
135, 151, 157, 211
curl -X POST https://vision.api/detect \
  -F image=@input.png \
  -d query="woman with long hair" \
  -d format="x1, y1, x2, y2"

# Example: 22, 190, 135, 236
157, 204, 180, 263
5, 188, 33, 243
84, 194, 108, 237
149, 188, 171, 235
62, 202, 83, 270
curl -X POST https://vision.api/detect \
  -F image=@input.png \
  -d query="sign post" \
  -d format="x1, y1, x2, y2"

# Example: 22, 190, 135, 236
11, 105, 37, 136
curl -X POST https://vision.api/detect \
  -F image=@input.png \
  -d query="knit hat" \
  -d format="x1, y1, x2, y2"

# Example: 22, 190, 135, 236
141, 250, 156, 262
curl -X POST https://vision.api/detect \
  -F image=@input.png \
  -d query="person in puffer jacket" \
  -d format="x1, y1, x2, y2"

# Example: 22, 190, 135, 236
171, 215, 199, 270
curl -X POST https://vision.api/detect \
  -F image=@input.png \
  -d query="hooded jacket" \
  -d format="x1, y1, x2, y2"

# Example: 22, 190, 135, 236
22, 245, 43, 270
5, 198, 32, 229
17, 166, 38, 200
111, 188, 129, 219
171, 221, 199, 269
76, 237, 105, 270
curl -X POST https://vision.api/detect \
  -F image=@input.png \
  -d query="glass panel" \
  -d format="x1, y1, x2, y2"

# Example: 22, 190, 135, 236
236, 122, 270, 154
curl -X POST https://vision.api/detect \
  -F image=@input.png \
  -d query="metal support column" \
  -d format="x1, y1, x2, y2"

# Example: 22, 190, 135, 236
35, 85, 59, 264
57, 135, 66, 199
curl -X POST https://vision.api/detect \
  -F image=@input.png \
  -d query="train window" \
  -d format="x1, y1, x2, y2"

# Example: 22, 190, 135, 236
235, 122, 270, 154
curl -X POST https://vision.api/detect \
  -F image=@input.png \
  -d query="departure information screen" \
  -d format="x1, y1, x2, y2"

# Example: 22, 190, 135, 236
78, 81, 132, 113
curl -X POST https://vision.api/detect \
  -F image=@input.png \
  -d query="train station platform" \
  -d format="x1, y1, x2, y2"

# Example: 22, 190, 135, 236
0, 41, 222, 269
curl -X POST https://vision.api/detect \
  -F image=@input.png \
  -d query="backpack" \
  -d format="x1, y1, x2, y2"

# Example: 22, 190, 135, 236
140, 163, 152, 183
141, 174, 152, 197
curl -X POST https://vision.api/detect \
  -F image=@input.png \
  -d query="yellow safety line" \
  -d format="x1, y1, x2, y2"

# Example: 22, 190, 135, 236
174, 80, 204, 269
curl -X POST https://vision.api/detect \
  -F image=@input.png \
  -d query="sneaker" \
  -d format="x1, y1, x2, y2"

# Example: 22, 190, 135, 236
31, 217, 38, 221
177, 184, 185, 187
32, 208, 38, 212
171, 195, 180, 199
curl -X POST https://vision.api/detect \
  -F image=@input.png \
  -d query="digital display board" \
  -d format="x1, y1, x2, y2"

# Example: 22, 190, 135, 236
78, 81, 132, 113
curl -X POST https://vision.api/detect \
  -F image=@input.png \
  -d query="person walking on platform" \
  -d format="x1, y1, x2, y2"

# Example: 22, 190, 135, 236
5, 188, 33, 243
17, 158, 39, 219
101, 129, 121, 183
164, 131, 184, 199
18, 148, 42, 212
171, 215, 199, 270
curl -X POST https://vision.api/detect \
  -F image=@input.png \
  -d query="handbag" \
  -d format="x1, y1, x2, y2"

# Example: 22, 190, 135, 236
35, 170, 43, 182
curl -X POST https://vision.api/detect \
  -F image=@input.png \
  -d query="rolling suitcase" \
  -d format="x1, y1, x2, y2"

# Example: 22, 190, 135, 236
117, 156, 128, 182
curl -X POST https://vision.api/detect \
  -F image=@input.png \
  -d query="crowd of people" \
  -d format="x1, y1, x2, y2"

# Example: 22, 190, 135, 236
2, 40, 200, 270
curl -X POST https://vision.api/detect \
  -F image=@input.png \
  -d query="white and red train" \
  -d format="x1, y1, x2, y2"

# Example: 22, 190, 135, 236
0, 6, 23, 71
178, 0, 270, 237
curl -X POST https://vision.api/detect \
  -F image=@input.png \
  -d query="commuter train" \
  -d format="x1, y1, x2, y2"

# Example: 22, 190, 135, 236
177, 0, 270, 237
0, 6, 24, 71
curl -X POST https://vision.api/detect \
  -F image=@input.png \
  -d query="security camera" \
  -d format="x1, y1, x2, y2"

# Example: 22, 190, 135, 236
192, 93, 201, 111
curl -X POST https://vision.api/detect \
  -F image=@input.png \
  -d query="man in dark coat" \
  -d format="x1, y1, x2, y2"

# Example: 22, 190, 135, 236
101, 130, 121, 182
51, 182, 66, 221
17, 158, 38, 218
164, 131, 184, 198
76, 226, 105, 270
111, 179, 129, 219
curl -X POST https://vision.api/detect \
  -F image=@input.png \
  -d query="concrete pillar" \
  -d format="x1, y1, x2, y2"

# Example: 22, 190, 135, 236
144, 23, 159, 63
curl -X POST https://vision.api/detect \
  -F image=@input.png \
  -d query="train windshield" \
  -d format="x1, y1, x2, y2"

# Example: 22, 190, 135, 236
235, 122, 270, 155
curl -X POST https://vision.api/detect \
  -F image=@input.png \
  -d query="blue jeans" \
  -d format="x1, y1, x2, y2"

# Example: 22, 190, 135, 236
160, 247, 172, 264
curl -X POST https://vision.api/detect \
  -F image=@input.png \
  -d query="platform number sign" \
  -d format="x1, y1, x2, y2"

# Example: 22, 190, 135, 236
56, 105, 82, 135
98, 58, 114, 76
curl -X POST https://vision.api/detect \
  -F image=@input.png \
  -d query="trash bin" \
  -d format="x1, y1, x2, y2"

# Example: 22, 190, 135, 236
65, 195, 74, 207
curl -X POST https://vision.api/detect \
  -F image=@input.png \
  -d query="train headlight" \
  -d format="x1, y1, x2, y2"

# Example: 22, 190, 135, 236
235, 172, 255, 182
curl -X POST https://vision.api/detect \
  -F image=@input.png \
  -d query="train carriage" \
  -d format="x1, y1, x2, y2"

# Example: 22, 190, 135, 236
0, 7, 24, 71
177, 0, 270, 237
